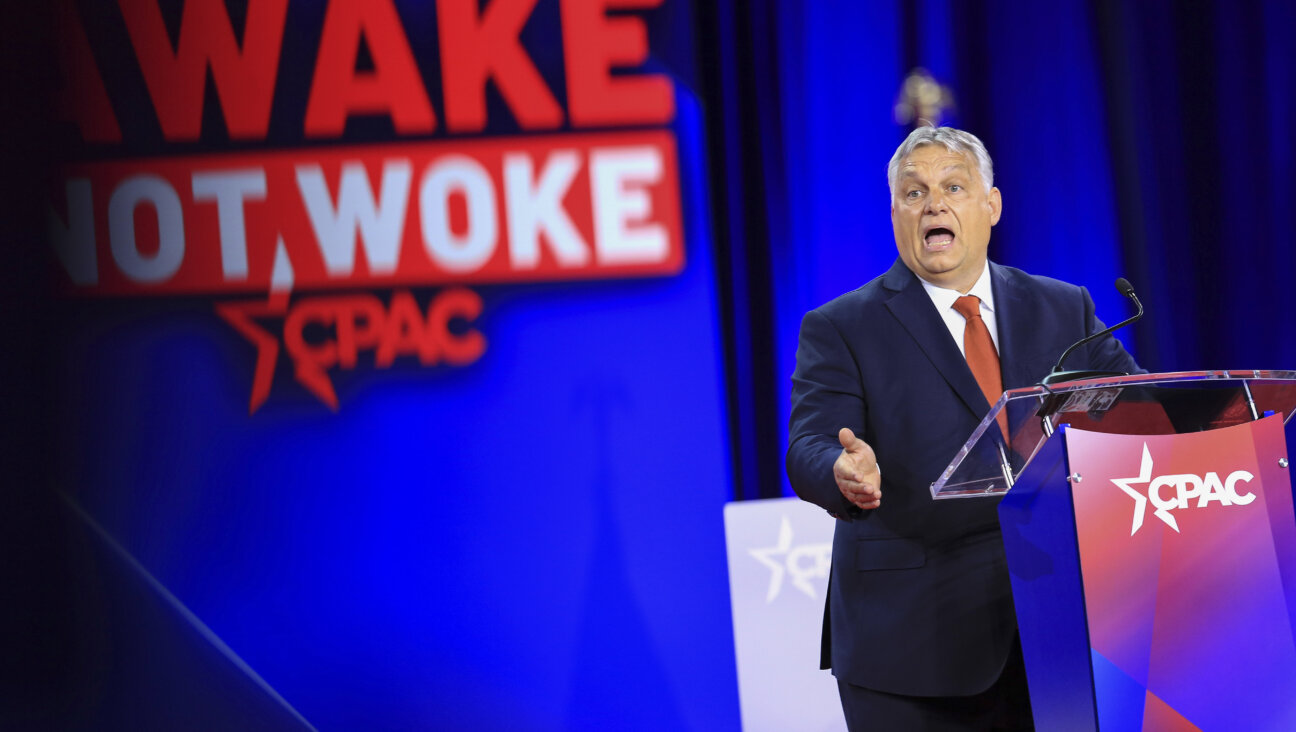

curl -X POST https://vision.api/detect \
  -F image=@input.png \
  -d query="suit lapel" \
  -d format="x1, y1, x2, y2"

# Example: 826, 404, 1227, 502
882, 259, 988, 420
991, 263, 1046, 390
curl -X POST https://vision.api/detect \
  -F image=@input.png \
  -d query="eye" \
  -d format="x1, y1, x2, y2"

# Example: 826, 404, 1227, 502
906, 189, 923, 199
948, 184, 963, 193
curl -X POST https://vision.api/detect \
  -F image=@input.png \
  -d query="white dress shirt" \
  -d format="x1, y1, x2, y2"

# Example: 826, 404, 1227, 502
917, 262, 1000, 356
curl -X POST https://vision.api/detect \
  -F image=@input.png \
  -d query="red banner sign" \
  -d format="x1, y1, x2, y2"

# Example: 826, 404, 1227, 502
51, 130, 683, 296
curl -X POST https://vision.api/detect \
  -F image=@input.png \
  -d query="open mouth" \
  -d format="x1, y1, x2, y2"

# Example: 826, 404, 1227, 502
924, 227, 955, 249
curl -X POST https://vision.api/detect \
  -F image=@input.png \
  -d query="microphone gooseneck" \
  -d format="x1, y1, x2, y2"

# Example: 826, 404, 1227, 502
1040, 278, 1144, 387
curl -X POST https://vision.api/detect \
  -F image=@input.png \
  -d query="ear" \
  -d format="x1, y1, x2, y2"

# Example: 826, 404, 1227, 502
988, 187, 1002, 226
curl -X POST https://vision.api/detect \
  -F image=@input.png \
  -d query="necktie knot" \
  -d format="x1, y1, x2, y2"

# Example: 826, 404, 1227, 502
953, 295, 982, 320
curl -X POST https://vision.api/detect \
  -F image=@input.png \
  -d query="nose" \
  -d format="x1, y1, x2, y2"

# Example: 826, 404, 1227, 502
925, 189, 948, 215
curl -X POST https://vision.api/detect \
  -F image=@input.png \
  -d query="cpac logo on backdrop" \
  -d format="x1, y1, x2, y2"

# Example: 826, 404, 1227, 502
748, 517, 832, 603
1111, 443, 1257, 535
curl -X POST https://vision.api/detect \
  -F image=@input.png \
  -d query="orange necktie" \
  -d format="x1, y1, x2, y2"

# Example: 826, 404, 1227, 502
953, 295, 1009, 442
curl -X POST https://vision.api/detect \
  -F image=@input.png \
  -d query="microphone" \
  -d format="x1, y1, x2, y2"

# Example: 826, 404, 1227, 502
1040, 278, 1143, 386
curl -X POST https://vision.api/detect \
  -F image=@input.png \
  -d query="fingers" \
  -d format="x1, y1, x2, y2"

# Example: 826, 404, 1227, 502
850, 492, 882, 511
834, 464, 879, 492
838, 478, 881, 511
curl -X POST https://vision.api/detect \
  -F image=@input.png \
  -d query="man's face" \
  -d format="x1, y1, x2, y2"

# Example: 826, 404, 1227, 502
891, 144, 1002, 293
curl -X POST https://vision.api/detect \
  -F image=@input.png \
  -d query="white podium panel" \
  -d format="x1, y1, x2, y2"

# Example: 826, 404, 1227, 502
723, 497, 846, 732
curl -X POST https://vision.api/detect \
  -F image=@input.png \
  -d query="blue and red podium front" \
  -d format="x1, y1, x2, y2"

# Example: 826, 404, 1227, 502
934, 371, 1296, 731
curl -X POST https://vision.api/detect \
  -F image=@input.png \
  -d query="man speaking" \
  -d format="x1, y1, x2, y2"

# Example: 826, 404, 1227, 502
786, 126, 1141, 730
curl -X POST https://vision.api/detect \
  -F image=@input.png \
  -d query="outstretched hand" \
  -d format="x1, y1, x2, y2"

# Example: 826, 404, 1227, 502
833, 427, 881, 511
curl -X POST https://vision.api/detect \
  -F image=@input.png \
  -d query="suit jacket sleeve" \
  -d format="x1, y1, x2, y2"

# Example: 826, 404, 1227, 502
786, 308, 867, 519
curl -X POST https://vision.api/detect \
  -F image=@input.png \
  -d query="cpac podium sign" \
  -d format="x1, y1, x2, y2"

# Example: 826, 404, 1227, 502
935, 371, 1296, 731
1061, 418, 1296, 730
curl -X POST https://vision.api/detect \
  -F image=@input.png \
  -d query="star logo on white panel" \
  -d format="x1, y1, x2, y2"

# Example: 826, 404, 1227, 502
748, 516, 831, 603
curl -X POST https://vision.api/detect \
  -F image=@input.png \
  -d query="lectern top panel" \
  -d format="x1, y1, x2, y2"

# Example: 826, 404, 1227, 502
931, 370, 1296, 499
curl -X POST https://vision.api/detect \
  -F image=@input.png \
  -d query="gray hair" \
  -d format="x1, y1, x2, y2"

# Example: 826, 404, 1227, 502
887, 126, 995, 196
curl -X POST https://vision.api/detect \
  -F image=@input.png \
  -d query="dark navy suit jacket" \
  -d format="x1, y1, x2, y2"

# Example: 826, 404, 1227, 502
786, 258, 1141, 697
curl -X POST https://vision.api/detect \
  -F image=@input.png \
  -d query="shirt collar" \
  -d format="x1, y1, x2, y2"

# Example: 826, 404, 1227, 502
918, 261, 995, 313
